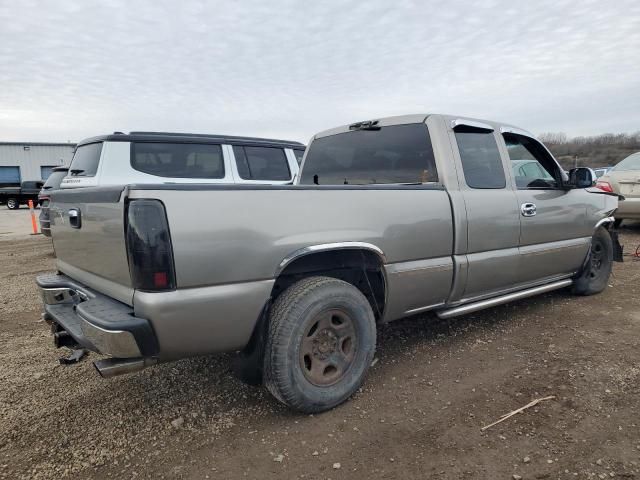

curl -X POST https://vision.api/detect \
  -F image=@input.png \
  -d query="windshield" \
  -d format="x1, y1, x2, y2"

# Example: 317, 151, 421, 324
42, 170, 69, 189
69, 142, 103, 177
613, 153, 640, 171
300, 123, 438, 185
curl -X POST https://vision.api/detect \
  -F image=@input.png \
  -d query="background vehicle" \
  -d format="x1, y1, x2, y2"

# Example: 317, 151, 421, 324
61, 132, 305, 189
594, 166, 612, 178
596, 152, 640, 226
38, 167, 69, 236
0, 180, 43, 209
510, 159, 556, 188
39, 114, 619, 413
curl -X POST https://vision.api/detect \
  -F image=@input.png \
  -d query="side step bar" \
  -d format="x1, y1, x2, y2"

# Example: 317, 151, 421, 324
437, 279, 573, 320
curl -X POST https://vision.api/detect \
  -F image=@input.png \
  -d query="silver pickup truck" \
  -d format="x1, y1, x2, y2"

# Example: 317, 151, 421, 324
38, 114, 620, 412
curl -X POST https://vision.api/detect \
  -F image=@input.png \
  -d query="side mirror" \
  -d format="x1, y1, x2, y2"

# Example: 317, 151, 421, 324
567, 167, 595, 189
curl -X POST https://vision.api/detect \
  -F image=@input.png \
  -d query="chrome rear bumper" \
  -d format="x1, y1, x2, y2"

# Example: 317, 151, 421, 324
37, 273, 158, 359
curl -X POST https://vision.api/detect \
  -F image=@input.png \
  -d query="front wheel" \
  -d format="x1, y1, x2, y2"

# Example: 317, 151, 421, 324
572, 226, 613, 295
264, 276, 376, 413
6, 198, 19, 210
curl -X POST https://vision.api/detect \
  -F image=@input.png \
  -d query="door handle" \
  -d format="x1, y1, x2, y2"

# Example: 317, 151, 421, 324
68, 208, 82, 228
520, 203, 537, 217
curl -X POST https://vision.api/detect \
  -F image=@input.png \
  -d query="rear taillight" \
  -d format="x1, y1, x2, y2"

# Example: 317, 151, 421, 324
126, 199, 176, 291
596, 180, 614, 193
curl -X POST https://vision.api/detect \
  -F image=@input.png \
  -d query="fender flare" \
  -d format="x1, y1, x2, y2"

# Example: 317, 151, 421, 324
275, 242, 387, 276
594, 216, 614, 231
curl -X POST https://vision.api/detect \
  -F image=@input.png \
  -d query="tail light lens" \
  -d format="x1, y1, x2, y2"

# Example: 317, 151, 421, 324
126, 199, 176, 291
596, 180, 613, 193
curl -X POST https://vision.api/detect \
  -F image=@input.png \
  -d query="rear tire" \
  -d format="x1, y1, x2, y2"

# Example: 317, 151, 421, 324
572, 226, 613, 295
264, 276, 376, 413
614, 218, 623, 228
6, 198, 19, 210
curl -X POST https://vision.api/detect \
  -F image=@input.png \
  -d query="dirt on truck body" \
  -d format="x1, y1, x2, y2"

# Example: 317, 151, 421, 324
1, 223, 640, 479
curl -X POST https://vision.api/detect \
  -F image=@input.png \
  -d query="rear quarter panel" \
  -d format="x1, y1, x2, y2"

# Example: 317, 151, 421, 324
130, 185, 455, 321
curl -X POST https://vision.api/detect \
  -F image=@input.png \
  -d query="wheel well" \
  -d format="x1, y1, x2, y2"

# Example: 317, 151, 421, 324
233, 249, 386, 386
271, 249, 386, 321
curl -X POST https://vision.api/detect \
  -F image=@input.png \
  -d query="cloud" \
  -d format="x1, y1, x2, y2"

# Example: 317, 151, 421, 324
1, 0, 639, 142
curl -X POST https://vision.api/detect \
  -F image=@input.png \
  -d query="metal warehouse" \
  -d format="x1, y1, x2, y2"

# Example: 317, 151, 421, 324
0, 142, 75, 186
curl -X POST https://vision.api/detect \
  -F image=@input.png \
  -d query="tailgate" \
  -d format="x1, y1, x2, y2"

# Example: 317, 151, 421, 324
49, 186, 133, 305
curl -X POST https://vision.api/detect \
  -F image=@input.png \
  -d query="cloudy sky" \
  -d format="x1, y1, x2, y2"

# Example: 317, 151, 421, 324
1, 0, 639, 143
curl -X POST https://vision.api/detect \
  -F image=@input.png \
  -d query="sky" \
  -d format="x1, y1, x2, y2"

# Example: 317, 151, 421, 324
1, 0, 639, 144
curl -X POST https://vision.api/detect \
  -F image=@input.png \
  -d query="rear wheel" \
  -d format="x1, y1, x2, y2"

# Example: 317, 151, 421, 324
614, 218, 623, 228
264, 276, 376, 413
6, 198, 19, 210
572, 226, 613, 295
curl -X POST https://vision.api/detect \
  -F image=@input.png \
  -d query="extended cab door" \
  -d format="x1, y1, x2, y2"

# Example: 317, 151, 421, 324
498, 129, 591, 284
448, 120, 521, 300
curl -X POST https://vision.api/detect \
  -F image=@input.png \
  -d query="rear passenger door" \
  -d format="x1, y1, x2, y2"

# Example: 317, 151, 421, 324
499, 130, 591, 283
450, 122, 521, 300
230, 145, 297, 184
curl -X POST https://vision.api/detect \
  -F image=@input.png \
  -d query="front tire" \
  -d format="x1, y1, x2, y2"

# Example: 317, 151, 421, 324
264, 276, 376, 413
572, 226, 613, 295
6, 198, 19, 210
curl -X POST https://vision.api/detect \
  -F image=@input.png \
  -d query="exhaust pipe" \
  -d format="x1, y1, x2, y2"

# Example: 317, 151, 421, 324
93, 357, 157, 378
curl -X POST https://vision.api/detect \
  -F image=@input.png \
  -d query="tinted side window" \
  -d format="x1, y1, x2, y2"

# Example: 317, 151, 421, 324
132, 143, 224, 179
300, 123, 438, 185
42, 170, 68, 190
233, 146, 291, 181
455, 130, 506, 189
503, 133, 559, 189
69, 142, 103, 177
293, 149, 305, 165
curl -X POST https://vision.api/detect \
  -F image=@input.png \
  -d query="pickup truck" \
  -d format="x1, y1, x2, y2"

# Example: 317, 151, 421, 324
0, 180, 43, 209
38, 114, 620, 413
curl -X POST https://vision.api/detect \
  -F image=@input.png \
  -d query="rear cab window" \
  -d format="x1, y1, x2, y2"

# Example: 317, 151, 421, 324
454, 127, 506, 189
131, 143, 224, 178
613, 153, 640, 171
69, 143, 103, 177
300, 123, 438, 185
42, 170, 69, 190
233, 146, 291, 181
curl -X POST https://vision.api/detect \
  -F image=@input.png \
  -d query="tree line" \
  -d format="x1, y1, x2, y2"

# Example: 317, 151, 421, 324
538, 132, 640, 168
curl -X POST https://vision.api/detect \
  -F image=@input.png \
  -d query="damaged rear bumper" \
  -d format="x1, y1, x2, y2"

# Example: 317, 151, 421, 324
37, 273, 159, 374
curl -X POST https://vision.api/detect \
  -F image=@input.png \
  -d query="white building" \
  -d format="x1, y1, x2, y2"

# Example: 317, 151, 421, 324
0, 142, 76, 186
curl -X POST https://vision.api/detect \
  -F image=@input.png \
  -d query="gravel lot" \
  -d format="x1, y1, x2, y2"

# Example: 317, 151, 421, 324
1, 224, 639, 479
0, 207, 41, 239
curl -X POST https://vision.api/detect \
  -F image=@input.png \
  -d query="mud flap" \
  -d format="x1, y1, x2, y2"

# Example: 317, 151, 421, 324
232, 299, 271, 386
610, 230, 623, 262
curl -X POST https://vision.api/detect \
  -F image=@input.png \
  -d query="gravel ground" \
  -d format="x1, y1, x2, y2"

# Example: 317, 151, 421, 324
1, 225, 639, 479
0, 208, 41, 239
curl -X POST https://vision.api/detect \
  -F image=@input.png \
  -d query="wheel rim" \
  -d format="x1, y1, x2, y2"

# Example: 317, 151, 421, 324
7, 199, 16, 208
299, 309, 357, 386
590, 240, 604, 278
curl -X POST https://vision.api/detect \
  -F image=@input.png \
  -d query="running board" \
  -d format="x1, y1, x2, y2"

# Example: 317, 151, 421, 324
436, 279, 573, 320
